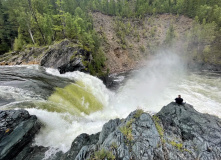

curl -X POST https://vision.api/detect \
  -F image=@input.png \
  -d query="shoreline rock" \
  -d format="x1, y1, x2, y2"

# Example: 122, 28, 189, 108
0, 110, 41, 160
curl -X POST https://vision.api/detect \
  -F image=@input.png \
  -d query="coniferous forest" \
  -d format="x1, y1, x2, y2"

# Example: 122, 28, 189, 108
0, 0, 221, 65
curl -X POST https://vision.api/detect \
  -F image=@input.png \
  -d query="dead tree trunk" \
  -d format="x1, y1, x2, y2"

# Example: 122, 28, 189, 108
28, 0, 46, 45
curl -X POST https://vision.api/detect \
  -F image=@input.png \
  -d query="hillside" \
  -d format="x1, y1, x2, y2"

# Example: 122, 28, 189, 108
92, 12, 193, 73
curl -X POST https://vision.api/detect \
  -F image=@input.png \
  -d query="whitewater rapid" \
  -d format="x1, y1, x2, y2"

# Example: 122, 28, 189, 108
0, 53, 220, 155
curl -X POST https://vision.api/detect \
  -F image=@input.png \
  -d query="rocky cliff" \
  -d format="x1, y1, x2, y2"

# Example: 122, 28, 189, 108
0, 40, 90, 74
1, 102, 221, 160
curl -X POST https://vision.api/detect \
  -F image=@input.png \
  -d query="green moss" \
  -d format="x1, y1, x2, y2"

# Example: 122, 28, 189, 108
48, 81, 103, 115
153, 115, 164, 143
82, 60, 88, 67
184, 148, 192, 153
111, 142, 118, 149
119, 118, 135, 142
90, 148, 115, 160
170, 140, 183, 151
53, 39, 67, 45
170, 140, 192, 153
70, 55, 76, 61
70, 51, 78, 61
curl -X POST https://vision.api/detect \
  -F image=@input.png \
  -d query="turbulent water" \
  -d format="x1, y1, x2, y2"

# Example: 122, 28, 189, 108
0, 53, 220, 156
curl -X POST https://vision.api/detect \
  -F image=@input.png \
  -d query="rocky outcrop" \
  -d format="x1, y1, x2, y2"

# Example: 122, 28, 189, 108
0, 110, 41, 160
40, 40, 92, 74
53, 102, 221, 160
57, 48, 91, 74
157, 102, 221, 160
0, 39, 92, 74
1, 103, 221, 160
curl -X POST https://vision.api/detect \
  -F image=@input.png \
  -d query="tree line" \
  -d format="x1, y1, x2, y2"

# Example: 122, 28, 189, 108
1, 0, 221, 55
0, 0, 100, 54
89, 0, 221, 26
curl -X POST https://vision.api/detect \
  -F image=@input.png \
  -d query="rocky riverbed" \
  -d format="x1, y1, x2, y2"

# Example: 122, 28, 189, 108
0, 102, 221, 160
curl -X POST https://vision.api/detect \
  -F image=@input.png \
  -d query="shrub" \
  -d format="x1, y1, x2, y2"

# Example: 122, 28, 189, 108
134, 109, 144, 118
13, 37, 23, 51
140, 45, 145, 52
91, 148, 115, 160
153, 115, 164, 143
119, 118, 135, 142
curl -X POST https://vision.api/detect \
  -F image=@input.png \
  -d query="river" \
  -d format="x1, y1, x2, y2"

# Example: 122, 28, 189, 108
0, 53, 220, 156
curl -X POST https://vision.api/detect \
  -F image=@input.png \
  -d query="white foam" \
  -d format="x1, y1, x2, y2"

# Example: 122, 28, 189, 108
27, 108, 107, 153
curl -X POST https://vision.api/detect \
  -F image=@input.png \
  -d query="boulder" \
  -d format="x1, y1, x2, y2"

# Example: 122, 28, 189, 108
14, 145, 49, 160
58, 58, 86, 74
40, 40, 77, 69
65, 133, 100, 160
0, 110, 41, 160
157, 102, 221, 160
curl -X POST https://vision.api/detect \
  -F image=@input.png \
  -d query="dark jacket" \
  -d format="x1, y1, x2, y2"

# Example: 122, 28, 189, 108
175, 97, 183, 104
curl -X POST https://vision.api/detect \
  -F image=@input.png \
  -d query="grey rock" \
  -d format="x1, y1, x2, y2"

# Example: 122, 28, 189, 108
58, 133, 100, 160
4, 102, 221, 160
95, 110, 164, 160
40, 40, 77, 69
61, 103, 221, 160
98, 118, 121, 144
0, 110, 41, 160
58, 57, 86, 74
14, 144, 49, 160
40, 40, 92, 74
157, 102, 221, 160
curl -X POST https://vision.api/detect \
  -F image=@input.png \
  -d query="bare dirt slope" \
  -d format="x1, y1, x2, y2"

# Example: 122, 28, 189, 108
92, 12, 193, 73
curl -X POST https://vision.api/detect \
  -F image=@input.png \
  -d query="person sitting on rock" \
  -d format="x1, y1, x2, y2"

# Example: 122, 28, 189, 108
175, 95, 183, 105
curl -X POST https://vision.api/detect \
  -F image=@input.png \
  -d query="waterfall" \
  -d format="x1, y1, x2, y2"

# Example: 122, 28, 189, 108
0, 54, 220, 154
